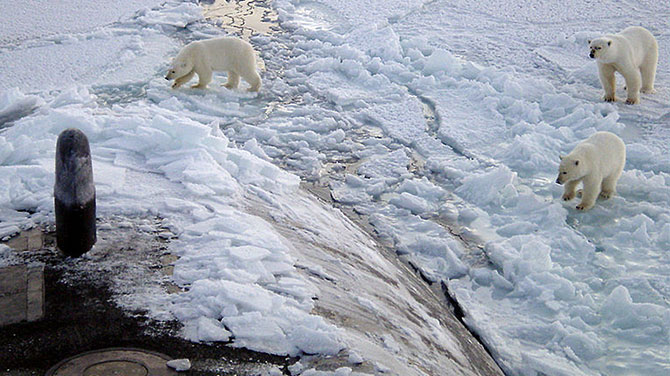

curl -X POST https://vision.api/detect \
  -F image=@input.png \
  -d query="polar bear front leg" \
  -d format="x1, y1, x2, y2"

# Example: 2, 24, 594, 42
562, 180, 580, 201
223, 71, 240, 89
192, 68, 212, 89
598, 63, 616, 102
622, 69, 641, 104
576, 177, 599, 211
172, 70, 195, 89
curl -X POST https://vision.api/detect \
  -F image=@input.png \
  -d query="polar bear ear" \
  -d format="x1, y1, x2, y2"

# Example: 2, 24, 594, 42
574, 160, 579, 166
587, 40, 591, 44
559, 155, 564, 160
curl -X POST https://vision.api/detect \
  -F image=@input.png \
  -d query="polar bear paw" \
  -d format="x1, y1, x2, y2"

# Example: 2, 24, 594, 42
625, 97, 639, 105
562, 192, 576, 201
641, 87, 656, 94
576, 202, 594, 211
599, 190, 614, 199
603, 95, 616, 102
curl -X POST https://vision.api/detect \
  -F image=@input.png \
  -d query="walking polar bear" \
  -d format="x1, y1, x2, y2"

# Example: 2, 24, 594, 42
165, 37, 262, 92
556, 132, 626, 211
589, 26, 658, 104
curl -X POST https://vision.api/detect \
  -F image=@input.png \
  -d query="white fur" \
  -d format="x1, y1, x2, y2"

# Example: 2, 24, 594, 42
556, 132, 626, 211
165, 37, 261, 92
589, 26, 658, 104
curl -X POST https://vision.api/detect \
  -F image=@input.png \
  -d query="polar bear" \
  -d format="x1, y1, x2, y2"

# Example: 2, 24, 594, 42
556, 132, 626, 211
589, 26, 658, 104
165, 37, 261, 92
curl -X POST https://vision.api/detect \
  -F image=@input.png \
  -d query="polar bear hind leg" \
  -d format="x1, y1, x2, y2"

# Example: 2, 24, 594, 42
243, 70, 262, 92
600, 176, 616, 199
600, 165, 623, 199
640, 50, 658, 94
223, 71, 240, 89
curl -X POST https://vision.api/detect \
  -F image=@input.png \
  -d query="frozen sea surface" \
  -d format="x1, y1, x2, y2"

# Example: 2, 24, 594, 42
1, 0, 670, 375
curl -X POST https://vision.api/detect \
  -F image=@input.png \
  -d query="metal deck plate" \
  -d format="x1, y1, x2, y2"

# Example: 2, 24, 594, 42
46, 348, 177, 376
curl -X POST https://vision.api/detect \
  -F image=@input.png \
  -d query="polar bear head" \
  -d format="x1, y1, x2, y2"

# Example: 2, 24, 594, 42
556, 155, 586, 185
165, 57, 194, 81
588, 38, 613, 61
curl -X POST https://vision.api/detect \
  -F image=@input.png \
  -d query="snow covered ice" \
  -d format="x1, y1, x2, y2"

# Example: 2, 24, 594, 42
1, 0, 670, 375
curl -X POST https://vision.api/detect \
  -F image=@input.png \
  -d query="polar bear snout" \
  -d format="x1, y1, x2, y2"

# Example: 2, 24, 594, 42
589, 51, 595, 59
556, 176, 564, 185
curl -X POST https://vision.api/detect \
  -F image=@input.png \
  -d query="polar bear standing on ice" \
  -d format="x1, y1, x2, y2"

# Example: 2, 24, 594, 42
556, 132, 626, 211
589, 26, 658, 104
165, 37, 261, 92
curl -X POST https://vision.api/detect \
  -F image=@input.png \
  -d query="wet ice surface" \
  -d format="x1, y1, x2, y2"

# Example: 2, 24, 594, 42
1, 0, 670, 375
202, 0, 279, 39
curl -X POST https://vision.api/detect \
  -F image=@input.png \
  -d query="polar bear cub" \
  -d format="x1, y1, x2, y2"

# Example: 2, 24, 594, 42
165, 37, 261, 92
589, 26, 658, 104
556, 132, 626, 211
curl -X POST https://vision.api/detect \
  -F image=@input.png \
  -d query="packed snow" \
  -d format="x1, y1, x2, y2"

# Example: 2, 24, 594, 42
1, 0, 669, 375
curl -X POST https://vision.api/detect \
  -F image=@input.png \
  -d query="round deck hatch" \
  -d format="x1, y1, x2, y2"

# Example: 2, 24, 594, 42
46, 348, 176, 376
